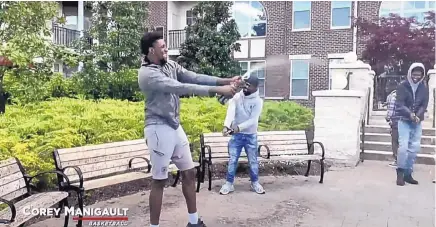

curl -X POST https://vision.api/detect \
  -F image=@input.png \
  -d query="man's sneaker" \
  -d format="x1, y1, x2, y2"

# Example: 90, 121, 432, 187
219, 182, 235, 195
388, 161, 397, 167
186, 218, 206, 227
251, 181, 265, 194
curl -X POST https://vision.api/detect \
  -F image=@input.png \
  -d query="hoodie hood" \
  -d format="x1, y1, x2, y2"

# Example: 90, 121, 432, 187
407, 62, 426, 85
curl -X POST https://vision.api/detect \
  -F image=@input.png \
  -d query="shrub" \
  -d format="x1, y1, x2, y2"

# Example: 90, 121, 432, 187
0, 97, 312, 182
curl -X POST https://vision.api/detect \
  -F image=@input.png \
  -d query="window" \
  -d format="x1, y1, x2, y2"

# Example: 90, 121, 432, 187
331, 1, 352, 28
186, 10, 195, 26
328, 58, 346, 89
238, 61, 266, 97
379, 1, 435, 23
232, 1, 267, 38
155, 26, 164, 39
289, 55, 310, 98
292, 1, 311, 30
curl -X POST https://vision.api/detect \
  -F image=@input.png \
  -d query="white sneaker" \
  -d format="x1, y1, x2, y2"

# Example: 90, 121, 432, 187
388, 161, 397, 167
251, 181, 265, 194
219, 182, 235, 195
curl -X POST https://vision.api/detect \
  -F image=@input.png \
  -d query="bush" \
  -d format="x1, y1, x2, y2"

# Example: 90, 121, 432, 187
0, 97, 312, 182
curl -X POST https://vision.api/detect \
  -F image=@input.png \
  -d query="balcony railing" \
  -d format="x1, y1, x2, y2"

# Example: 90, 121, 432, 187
168, 29, 186, 50
52, 25, 81, 48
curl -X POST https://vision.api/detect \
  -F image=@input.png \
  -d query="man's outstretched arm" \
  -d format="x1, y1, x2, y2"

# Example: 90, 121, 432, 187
175, 62, 238, 86
139, 69, 232, 97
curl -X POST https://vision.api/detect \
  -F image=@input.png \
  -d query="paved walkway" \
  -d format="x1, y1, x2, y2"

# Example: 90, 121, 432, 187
30, 161, 435, 227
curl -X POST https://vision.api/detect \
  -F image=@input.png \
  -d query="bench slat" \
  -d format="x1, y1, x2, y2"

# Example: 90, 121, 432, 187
58, 143, 147, 162
57, 139, 146, 154
203, 131, 306, 137
261, 154, 322, 162
0, 191, 68, 227
206, 140, 307, 148
203, 134, 306, 143
60, 150, 149, 168
66, 161, 150, 182
0, 158, 27, 200
73, 171, 152, 190
206, 144, 308, 154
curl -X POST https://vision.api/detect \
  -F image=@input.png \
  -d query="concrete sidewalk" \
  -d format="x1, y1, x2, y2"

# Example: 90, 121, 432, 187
30, 161, 435, 227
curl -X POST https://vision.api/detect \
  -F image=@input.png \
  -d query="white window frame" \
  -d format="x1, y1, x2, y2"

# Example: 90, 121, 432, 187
232, 1, 267, 39
238, 60, 266, 97
292, 1, 312, 31
289, 55, 311, 99
154, 26, 165, 40
327, 53, 348, 90
330, 1, 352, 29
186, 9, 194, 26
379, 1, 435, 23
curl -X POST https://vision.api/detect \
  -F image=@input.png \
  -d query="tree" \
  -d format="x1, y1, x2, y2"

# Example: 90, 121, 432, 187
0, 2, 77, 112
75, 1, 148, 99
177, 2, 241, 78
355, 12, 435, 76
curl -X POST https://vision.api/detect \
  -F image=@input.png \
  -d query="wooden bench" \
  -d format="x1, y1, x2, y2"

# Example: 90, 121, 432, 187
0, 158, 73, 227
53, 139, 204, 223
200, 130, 326, 191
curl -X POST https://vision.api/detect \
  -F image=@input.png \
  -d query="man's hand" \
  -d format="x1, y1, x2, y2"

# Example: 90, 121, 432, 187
212, 84, 237, 97
217, 76, 241, 86
414, 116, 421, 123
231, 125, 240, 134
222, 127, 232, 136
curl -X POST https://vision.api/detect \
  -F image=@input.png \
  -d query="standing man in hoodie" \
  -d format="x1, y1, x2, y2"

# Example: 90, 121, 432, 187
138, 32, 241, 227
395, 63, 429, 186
219, 74, 265, 195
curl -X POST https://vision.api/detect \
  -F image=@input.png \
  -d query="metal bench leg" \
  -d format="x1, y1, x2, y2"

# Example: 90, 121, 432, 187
304, 160, 312, 177
319, 159, 325, 184
63, 198, 70, 227
195, 166, 201, 193
207, 163, 213, 191
76, 190, 84, 227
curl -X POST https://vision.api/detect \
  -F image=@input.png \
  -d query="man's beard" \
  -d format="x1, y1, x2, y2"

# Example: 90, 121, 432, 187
159, 58, 167, 66
243, 90, 252, 96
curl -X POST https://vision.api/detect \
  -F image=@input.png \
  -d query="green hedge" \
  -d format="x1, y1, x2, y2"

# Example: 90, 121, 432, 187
0, 97, 312, 178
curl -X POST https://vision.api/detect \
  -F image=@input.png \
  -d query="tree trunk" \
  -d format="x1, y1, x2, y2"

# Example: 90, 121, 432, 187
0, 75, 5, 114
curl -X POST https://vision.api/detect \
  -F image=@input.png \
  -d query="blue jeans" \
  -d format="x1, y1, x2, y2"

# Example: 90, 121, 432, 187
397, 119, 422, 175
226, 133, 259, 184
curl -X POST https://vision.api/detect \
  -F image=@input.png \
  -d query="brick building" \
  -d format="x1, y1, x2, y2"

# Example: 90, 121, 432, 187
146, 1, 435, 107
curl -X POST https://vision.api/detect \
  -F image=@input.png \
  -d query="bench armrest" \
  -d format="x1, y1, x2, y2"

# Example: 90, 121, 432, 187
203, 145, 212, 165
0, 197, 16, 224
308, 141, 325, 159
128, 157, 151, 173
258, 145, 270, 159
60, 166, 84, 189
24, 170, 72, 193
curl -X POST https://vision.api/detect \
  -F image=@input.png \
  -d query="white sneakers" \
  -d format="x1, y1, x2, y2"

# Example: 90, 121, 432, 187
219, 181, 265, 195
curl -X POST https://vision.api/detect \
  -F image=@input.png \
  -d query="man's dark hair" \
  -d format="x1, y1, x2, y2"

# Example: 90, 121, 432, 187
140, 31, 163, 56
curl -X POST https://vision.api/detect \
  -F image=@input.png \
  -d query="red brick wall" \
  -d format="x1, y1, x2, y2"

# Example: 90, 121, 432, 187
356, 1, 382, 59
262, 1, 356, 107
146, 1, 168, 43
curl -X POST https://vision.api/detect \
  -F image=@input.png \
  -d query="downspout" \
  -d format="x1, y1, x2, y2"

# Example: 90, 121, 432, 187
352, 0, 358, 54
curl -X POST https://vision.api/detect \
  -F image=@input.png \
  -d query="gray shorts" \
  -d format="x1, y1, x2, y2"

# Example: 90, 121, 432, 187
144, 124, 194, 180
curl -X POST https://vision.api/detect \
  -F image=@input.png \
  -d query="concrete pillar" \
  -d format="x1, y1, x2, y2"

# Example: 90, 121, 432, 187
428, 65, 435, 122
313, 90, 366, 166
329, 53, 374, 120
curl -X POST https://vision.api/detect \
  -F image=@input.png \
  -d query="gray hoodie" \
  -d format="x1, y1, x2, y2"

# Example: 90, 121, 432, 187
138, 60, 219, 129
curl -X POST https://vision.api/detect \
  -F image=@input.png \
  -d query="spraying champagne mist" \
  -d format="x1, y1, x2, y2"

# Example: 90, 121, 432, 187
217, 55, 327, 104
